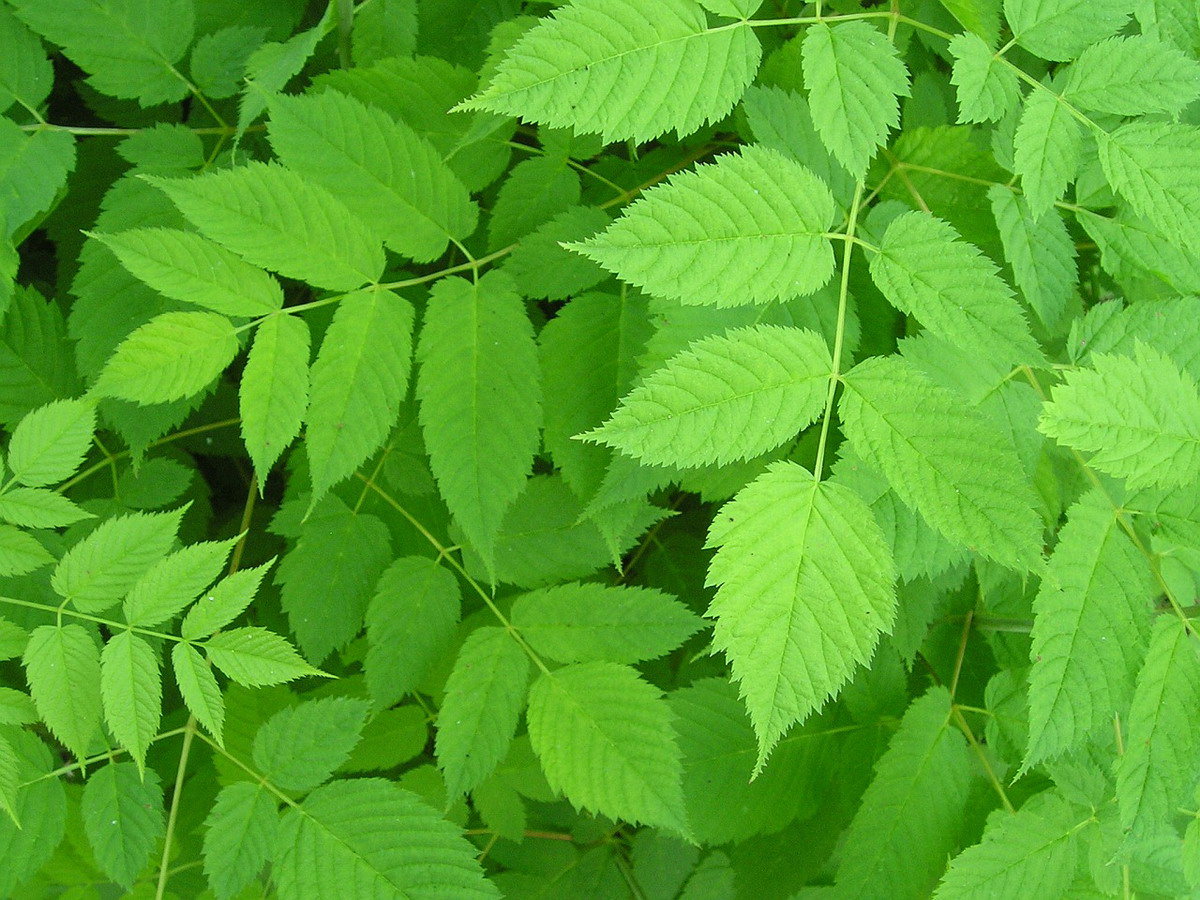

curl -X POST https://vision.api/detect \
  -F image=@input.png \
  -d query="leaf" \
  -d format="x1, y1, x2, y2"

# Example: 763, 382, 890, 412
949, 33, 1020, 123
305, 288, 414, 503
416, 272, 541, 571
0, 731, 17, 825
0, 486, 91, 528
266, 87, 478, 261
94, 311, 239, 405
435, 627, 530, 800
699, 0, 762, 15
527, 661, 689, 836
123, 537, 238, 628
801, 21, 910, 177
869, 211, 1042, 367
365, 556, 461, 710
204, 626, 325, 687
834, 688, 974, 899
23, 624, 101, 761
100, 631, 162, 775
1039, 343, 1200, 490
460, 0, 762, 143
7, 398, 95, 487
488, 154, 580, 249
80, 762, 164, 890
0, 286, 77, 425
91, 228, 284, 317
253, 698, 370, 793
0, 5, 52, 115
273, 779, 499, 899
1078, 211, 1200, 297
146, 162, 385, 291
182, 559, 275, 640
1024, 490, 1154, 768
240, 313, 310, 487
0, 617, 28, 661
0, 120, 75, 240
569, 145, 836, 308
203, 782, 279, 900
52, 505, 187, 614
0, 731, 67, 895
1069, 295, 1200, 380
191, 25, 270, 100
988, 185, 1077, 328
0, 687, 36, 725
1061, 36, 1200, 116
1012, 86, 1082, 217
704, 462, 896, 769
505, 206, 611, 300
1097, 123, 1200, 248
840, 355, 1043, 571
512, 583, 702, 664
0, 524, 50, 576
172, 642, 226, 745
10, 0, 193, 104
1004, 0, 1132, 60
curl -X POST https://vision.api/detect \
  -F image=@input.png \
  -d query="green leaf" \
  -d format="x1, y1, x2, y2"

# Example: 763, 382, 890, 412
7, 398, 95, 487
365, 556, 461, 710
435, 627, 530, 800
840, 355, 1043, 571
191, 25, 269, 99
203, 782, 279, 900
488, 154, 580, 249
240, 314, 310, 487
0, 117, 75, 240
10, 0, 193, 104
0, 731, 67, 894
123, 537, 238, 628
699, 0, 762, 16
306, 288, 413, 503
0, 731, 17, 825
0, 5, 52, 115
94, 311, 239, 405
1004, 0, 1132, 60
253, 698, 370, 793
266, 87, 478, 261
1013, 86, 1082, 217
0, 523, 51, 576
512, 583, 702, 664
0, 486, 92, 528
834, 688, 974, 899
1097, 123, 1200, 248
52, 505, 187, 614
505, 206, 610, 300
182, 559, 274, 640
146, 162, 385, 291
172, 642, 225, 745
705, 462, 896, 770
0, 687, 36, 725
989, 185, 1077, 328
1024, 490, 1153, 768
92, 228, 284, 317
949, 33, 1020, 123
869, 211, 1042, 367
416, 272, 541, 571
273, 779, 499, 899
100, 631, 162, 774
1039, 344, 1200, 490
582, 325, 831, 468
0, 617, 28, 661
1061, 36, 1200, 116
1078, 211, 1200, 297
527, 661, 689, 836
460, 0, 762, 143
204, 626, 324, 687
801, 21, 910, 177
937, 0, 1002, 44
1136, 0, 1200, 52
569, 145, 835, 308
80, 762, 165, 890
1070, 295, 1200, 380
23, 624, 101, 761
0, 286, 77, 425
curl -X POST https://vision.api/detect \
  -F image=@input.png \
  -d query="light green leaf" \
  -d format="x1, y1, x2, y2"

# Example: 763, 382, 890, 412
94, 311, 239, 405
0, 687, 36, 725
100, 631, 162, 774
306, 288, 413, 504
172, 642, 225, 745
1004, 0, 1131, 60
1061, 36, 1200, 116
840, 355, 1043, 571
203, 782, 278, 900
0, 486, 92, 528
146, 162, 385, 291
7, 398, 95, 487
0, 523, 51, 576
436, 627, 530, 800
240, 313, 310, 487
23, 624, 101, 768
0, 5, 52, 115
937, 0, 1002, 43
1040, 343, 1200, 490
81, 762, 164, 890
949, 33, 1020, 123
122, 536, 238, 628
989, 185, 1076, 328
52, 505, 187, 614
1068, 295, 1200, 380
273, 779, 499, 899
182, 559, 274, 640
1097, 123, 1200, 248
705, 462, 896, 770
569, 146, 835, 307
460, 0, 762, 143
528, 661, 689, 836
0, 617, 27, 661
92, 228, 284, 317
1078, 211, 1200, 297
237, 17, 329, 134
0, 109, 75, 240
416, 272, 541, 571
204, 627, 325, 687
870, 211, 1042, 367
266, 87, 477, 261
190, 25, 268, 99
513, 583, 702, 664
253, 698, 370, 793
801, 21, 910, 177
1136, 0, 1200, 53
1013, 86, 1082, 217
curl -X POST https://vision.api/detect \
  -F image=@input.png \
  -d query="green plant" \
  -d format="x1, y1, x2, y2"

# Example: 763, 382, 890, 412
1, 0, 1199, 896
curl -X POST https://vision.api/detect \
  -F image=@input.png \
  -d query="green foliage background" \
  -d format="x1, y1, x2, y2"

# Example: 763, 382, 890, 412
1, 0, 1199, 896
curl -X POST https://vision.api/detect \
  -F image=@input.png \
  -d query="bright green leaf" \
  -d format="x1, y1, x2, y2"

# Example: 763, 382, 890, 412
122, 537, 238, 628
1097, 123, 1200, 248
989, 185, 1077, 328
240, 313, 310, 488
1004, 0, 1131, 60
1013, 86, 1082, 217
204, 626, 325, 687
253, 698, 370, 793
949, 33, 1020, 123
0, 113, 74, 240
172, 642, 226, 745
7, 398, 95, 487
1061, 35, 1200, 115
182, 559, 275, 640
100, 631, 162, 775
23, 624, 101, 761
0, 486, 93, 528
0, 5, 52, 115
0, 523, 52, 576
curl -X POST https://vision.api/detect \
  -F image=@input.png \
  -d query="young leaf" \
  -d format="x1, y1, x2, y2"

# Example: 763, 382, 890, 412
459, 0, 762, 143
171, 642, 225, 745
22, 624, 101, 762
94, 311, 239, 405
801, 21, 910, 177
705, 462, 896, 770
252, 698, 370, 793
581, 325, 831, 468
1097, 123, 1200, 248
146, 162, 385, 291
240, 313, 310, 488
0, 486, 92, 528
204, 627, 325, 687
123, 536, 238, 628
568, 145, 836, 308
7, 398, 95, 487
181, 559, 275, 640
1012, 86, 1082, 217
80, 762, 164, 890
527, 661, 689, 836
988, 185, 1077, 328
100, 632, 162, 775
1004, 0, 1131, 60
1060, 36, 1200, 116
949, 33, 1020, 123
203, 782, 279, 900
436, 627, 530, 800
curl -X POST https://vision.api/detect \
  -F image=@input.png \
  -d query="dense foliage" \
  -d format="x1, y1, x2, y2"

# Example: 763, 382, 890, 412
1, 0, 1199, 896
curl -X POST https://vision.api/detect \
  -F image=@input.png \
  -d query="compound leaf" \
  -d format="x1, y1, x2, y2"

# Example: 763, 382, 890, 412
253, 697, 370, 793
100, 632, 162, 776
